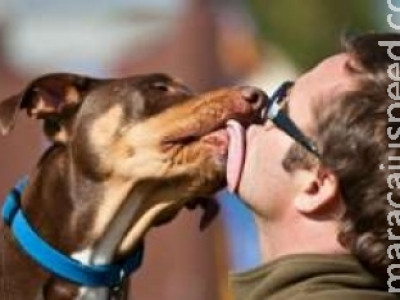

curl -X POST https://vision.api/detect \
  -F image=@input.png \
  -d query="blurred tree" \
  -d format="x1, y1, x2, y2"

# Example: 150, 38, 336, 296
247, 0, 378, 69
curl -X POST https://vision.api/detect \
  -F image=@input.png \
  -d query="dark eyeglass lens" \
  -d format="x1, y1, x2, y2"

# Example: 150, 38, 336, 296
271, 81, 294, 105
264, 81, 293, 120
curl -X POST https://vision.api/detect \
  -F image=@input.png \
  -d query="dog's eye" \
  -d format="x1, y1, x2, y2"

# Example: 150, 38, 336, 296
152, 82, 171, 92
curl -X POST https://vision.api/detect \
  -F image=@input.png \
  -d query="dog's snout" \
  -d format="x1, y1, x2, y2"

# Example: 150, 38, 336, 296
240, 87, 266, 111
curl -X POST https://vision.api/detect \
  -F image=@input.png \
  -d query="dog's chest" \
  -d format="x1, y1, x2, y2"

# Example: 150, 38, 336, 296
76, 287, 110, 300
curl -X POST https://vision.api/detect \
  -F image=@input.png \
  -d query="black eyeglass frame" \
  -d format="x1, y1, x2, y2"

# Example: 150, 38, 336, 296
264, 81, 321, 158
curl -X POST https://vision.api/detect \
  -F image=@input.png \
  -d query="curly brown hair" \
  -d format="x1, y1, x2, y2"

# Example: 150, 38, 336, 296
283, 32, 400, 282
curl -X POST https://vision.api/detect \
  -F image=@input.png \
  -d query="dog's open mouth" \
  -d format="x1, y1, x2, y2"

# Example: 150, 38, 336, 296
166, 123, 232, 155
156, 87, 266, 229
194, 120, 248, 194
173, 121, 248, 230
161, 87, 266, 191
200, 128, 230, 154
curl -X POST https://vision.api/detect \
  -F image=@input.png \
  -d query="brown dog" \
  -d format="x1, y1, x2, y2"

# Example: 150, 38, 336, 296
0, 73, 265, 299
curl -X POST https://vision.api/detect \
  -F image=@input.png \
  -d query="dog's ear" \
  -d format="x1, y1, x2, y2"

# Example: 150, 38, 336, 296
0, 94, 22, 135
0, 73, 101, 141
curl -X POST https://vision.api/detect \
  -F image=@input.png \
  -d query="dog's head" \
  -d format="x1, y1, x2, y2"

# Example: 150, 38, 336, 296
0, 73, 265, 255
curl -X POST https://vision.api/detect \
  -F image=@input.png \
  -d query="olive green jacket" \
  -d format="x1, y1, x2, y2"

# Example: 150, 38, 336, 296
230, 254, 398, 300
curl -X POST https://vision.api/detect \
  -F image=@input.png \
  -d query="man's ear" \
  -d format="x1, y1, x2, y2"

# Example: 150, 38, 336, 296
0, 73, 101, 142
293, 166, 340, 216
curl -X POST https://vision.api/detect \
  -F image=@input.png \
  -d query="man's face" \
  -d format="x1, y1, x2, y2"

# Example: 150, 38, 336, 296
237, 53, 359, 219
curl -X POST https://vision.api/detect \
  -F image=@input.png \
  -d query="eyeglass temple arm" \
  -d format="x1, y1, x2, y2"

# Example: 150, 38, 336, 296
268, 102, 320, 158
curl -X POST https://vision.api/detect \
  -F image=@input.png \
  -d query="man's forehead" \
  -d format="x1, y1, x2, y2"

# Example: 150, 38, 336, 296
304, 53, 353, 82
315, 52, 353, 71
287, 53, 359, 131
295, 53, 358, 102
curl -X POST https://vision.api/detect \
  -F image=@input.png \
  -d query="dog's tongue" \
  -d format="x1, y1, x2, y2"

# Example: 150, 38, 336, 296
226, 120, 245, 193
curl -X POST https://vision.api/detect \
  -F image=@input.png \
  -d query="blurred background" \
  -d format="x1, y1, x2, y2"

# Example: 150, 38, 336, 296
0, 0, 394, 299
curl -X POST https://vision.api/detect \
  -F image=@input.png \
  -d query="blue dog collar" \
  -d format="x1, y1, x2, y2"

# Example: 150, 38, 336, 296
1, 177, 144, 287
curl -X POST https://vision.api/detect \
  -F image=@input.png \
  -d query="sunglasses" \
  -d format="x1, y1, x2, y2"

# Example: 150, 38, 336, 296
263, 81, 321, 158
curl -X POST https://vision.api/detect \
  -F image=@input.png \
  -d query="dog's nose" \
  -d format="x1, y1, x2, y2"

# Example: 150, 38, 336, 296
240, 86, 266, 111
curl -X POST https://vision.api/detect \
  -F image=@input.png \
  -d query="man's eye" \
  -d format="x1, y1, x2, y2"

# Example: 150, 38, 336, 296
278, 86, 292, 114
279, 98, 289, 114
276, 93, 286, 105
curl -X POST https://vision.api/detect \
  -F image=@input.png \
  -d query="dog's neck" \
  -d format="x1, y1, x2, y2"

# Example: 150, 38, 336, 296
68, 180, 151, 300
24, 146, 151, 258
69, 178, 150, 264
4, 145, 156, 299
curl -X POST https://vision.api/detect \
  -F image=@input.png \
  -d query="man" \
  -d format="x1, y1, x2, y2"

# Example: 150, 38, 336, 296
227, 33, 400, 299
